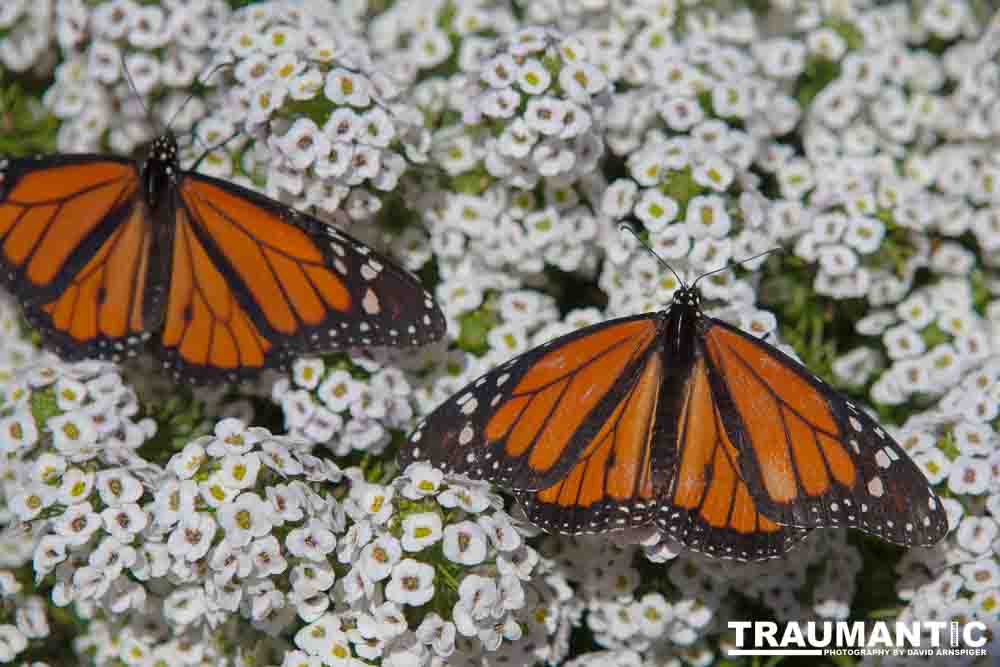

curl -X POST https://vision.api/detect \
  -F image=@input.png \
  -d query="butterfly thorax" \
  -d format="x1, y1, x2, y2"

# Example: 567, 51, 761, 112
142, 133, 180, 213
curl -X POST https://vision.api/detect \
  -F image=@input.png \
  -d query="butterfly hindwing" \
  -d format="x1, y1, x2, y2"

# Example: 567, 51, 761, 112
0, 156, 153, 361
513, 345, 664, 534
655, 353, 809, 560
702, 320, 948, 548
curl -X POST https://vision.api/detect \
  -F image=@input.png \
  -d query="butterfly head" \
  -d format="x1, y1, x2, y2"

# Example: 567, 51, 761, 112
672, 284, 701, 310
142, 133, 181, 212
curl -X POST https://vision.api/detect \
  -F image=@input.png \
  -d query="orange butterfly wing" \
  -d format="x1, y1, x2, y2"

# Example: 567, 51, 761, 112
702, 321, 948, 548
0, 157, 153, 361
656, 355, 805, 560
515, 347, 662, 534
156, 173, 445, 381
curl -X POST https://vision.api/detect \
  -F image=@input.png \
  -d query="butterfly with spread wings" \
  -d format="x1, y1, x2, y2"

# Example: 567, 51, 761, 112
399, 283, 949, 561
0, 133, 445, 382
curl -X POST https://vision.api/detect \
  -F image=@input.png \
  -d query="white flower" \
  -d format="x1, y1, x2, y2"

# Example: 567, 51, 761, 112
290, 358, 325, 391
438, 483, 491, 513
401, 462, 444, 499
442, 521, 488, 566
357, 484, 395, 525
47, 411, 97, 454
359, 535, 402, 583
90, 535, 136, 575
163, 587, 207, 627
54, 377, 87, 410
685, 195, 731, 239
101, 503, 148, 541
0, 412, 38, 452
318, 370, 363, 412
251, 535, 288, 577
95, 469, 143, 507
692, 158, 734, 192
517, 58, 551, 94
170, 441, 207, 479
267, 483, 305, 525
401, 512, 443, 552
955, 516, 997, 554
342, 565, 375, 603
633, 190, 679, 233
10, 486, 51, 521
277, 118, 330, 170
385, 559, 435, 607
33, 535, 69, 576
219, 452, 262, 490
454, 574, 497, 636
337, 519, 373, 565
0, 625, 27, 662
325, 68, 371, 107
167, 513, 217, 562
209, 539, 253, 584
200, 472, 241, 509
56, 468, 95, 505
416, 612, 456, 657
206, 418, 267, 458
290, 560, 337, 598
286, 519, 337, 562
635, 593, 673, 637
524, 97, 566, 136
477, 512, 522, 552
153, 479, 197, 529
218, 492, 275, 548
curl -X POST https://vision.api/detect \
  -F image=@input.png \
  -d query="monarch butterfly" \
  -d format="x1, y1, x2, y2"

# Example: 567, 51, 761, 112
399, 262, 949, 561
0, 133, 445, 382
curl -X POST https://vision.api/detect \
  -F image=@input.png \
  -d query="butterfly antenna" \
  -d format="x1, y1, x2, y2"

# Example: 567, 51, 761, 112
618, 223, 688, 289
190, 129, 243, 171
690, 247, 784, 290
121, 55, 162, 135
166, 61, 234, 143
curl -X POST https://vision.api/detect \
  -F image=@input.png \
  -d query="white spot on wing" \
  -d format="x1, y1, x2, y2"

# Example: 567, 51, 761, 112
875, 450, 891, 469
362, 289, 380, 314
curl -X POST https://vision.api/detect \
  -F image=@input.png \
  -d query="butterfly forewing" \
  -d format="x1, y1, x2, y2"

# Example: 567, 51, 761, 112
402, 315, 661, 491
702, 321, 949, 548
0, 156, 153, 362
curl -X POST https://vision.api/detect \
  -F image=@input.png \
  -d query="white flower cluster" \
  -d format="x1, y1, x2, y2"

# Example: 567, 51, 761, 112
274, 353, 418, 457
836, 276, 992, 406
206, 1, 430, 222
287, 461, 571, 666
407, 27, 614, 289
0, 574, 49, 663
43, 0, 232, 153
0, 0, 54, 73
873, 365, 1000, 662
0, 353, 155, 663
545, 528, 860, 664
368, 0, 518, 83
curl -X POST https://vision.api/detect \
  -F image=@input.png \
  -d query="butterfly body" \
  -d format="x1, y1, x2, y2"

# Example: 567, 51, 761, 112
401, 285, 948, 561
0, 134, 445, 382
